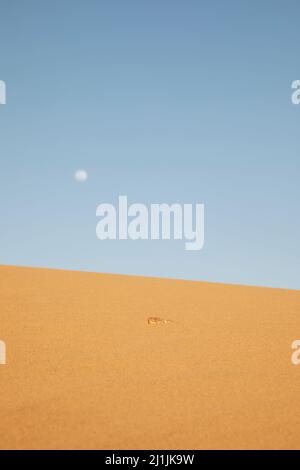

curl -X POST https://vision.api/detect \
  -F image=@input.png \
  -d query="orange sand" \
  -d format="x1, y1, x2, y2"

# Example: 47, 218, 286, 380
0, 265, 300, 450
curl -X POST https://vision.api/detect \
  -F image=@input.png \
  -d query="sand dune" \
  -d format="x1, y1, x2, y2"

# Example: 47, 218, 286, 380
0, 265, 299, 450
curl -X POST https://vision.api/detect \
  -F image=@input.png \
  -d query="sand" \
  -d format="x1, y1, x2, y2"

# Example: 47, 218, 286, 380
0, 265, 300, 450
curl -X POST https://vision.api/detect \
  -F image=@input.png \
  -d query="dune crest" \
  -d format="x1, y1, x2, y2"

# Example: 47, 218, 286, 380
0, 266, 299, 450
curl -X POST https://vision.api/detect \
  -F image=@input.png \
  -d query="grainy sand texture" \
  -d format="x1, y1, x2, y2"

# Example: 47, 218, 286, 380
0, 265, 300, 449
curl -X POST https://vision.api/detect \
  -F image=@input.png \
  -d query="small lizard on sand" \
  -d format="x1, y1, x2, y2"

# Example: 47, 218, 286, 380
147, 317, 175, 325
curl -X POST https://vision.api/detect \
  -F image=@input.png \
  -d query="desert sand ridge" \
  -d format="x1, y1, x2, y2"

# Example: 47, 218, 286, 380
0, 265, 300, 449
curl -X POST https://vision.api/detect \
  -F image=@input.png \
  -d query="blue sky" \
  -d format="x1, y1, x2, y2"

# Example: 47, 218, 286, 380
0, 0, 299, 289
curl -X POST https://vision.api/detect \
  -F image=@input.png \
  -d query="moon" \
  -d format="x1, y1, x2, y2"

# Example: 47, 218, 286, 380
74, 170, 88, 182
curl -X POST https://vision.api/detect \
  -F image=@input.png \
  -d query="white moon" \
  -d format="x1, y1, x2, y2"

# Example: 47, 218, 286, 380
74, 170, 88, 182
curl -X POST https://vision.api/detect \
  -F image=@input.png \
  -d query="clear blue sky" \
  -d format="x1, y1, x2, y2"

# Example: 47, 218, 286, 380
0, 0, 299, 289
